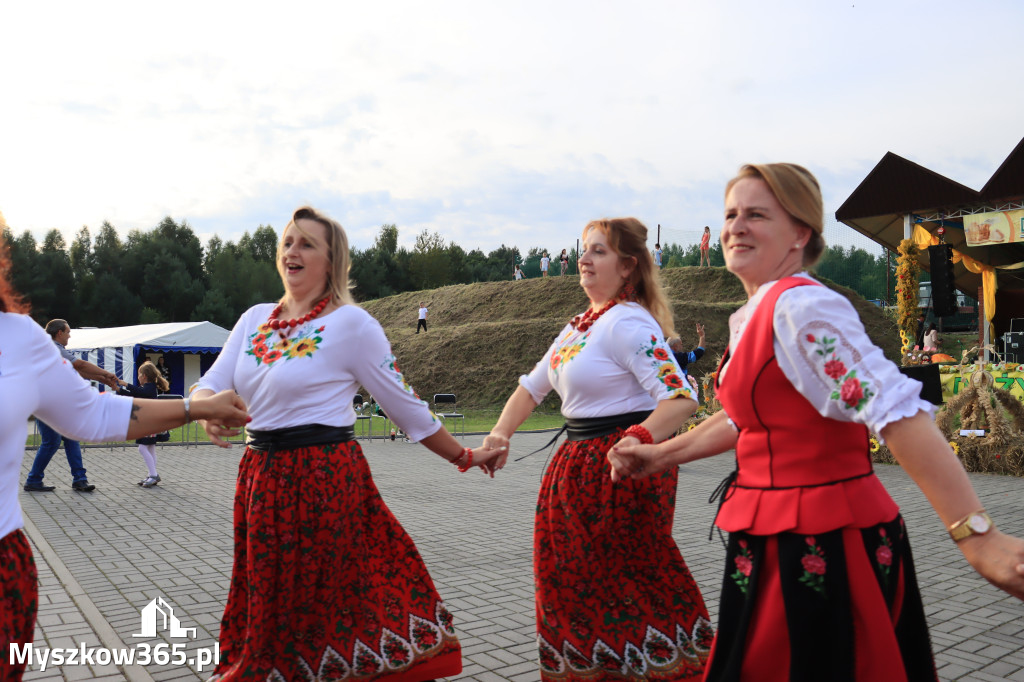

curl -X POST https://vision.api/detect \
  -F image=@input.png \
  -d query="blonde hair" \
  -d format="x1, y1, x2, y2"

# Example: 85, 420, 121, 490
725, 163, 826, 267
583, 218, 675, 337
277, 206, 355, 306
138, 361, 169, 392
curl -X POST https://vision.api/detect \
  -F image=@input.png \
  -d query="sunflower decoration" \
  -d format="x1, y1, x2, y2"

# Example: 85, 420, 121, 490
949, 441, 959, 455
895, 238, 921, 359
869, 437, 880, 453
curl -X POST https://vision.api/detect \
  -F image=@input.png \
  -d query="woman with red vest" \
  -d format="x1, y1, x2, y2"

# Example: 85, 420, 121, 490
608, 163, 1024, 681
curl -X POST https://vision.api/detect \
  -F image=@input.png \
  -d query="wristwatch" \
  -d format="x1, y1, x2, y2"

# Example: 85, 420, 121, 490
948, 511, 994, 542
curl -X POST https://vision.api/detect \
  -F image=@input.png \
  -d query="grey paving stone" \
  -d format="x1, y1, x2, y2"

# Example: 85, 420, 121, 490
17, 435, 1024, 681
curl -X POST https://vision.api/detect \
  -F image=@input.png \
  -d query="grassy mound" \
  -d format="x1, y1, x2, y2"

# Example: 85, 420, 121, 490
361, 267, 902, 410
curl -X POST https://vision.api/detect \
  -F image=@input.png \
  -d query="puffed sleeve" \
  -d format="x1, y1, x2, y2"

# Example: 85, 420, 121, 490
608, 309, 697, 403
350, 315, 443, 443
518, 326, 570, 405
191, 306, 254, 396
30, 326, 134, 442
773, 286, 933, 438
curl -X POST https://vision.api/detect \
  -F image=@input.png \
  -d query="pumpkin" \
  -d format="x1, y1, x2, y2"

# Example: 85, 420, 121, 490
931, 353, 955, 363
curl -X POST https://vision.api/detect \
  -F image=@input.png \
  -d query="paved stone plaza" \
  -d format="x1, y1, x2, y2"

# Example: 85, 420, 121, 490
17, 431, 1024, 681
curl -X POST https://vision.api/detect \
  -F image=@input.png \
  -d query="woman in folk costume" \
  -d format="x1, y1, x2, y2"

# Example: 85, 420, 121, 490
485, 217, 712, 680
0, 230, 248, 682
609, 163, 1024, 682
193, 206, 504, 682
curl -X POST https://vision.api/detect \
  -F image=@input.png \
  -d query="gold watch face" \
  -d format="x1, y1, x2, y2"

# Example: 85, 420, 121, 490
968, 514, 992, 534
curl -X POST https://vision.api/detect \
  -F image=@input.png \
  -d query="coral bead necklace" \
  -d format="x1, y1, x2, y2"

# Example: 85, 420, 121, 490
570, 298, 618, 333
267, 295, 331, 339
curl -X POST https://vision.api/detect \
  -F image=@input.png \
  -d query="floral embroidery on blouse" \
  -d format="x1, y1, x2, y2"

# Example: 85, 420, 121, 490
639, 335, 693, 399
549, 330, 591, 373
379, 354, 436, 422
246, 323, 326, 366
806, 333, 874, 411
799, 536, 827, 596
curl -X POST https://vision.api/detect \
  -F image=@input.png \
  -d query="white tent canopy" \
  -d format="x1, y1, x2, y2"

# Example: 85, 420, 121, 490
66, 321, 230, 394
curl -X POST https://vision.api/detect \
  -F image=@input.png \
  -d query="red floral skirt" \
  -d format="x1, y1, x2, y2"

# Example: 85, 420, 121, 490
1, 529, 37, 682
704, 515, 937, 682
210, 441, 461, 681
535, 434, 712, 680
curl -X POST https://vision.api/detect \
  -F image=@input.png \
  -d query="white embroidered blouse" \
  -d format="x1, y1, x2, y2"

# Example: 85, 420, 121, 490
1, 314, 133, 539
193, 304, 442, 441
519, 302, 697, 418
722, 273, 933, 437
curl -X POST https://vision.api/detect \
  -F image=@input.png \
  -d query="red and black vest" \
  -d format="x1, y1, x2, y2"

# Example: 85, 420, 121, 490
714, 277, 899, 535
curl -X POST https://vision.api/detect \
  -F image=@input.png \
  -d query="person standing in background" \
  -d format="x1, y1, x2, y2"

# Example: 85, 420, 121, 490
416, 302, 428, 334
514, 264, 524, 280
699, 226, 712, 267
668, 322, 706, 377
24, 319, 121, 493
156, 355, 172, 390
118, 361, 171, 488
559, 249, 569, 275
654, 242, 663, 269
540, 251, 550, 277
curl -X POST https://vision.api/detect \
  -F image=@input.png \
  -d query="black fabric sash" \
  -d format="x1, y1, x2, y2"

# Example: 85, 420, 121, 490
515, 410, 652, 462
246, 424, 356, 452
564, 410, 653, 441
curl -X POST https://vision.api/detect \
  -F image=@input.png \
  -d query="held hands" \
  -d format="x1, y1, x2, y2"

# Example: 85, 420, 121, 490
99, 371, 121, 390
469, 443, 509, 478
195, 390, 250, 449
958, 529, 1024, 601
481, 431, 512, 472
608, 436, 667, 483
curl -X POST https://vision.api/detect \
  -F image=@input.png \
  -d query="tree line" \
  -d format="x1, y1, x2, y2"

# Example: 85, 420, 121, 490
3, 217, 899, 330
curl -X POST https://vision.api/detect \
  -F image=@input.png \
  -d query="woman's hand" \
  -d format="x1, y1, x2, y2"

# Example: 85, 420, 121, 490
193, 390, 249, 448
470, 443, 509, 478
482, 431, 512, 471
958, 529, 1024, 600
608, 436, 670, 482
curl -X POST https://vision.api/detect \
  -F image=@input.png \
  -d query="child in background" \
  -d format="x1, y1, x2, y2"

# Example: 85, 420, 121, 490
118, 361, 169, 487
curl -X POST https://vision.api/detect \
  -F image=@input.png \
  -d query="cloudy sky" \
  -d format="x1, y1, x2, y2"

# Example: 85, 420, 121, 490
1, 0, 1021, 255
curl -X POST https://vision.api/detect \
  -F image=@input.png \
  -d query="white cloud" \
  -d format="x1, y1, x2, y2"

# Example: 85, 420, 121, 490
0, 0, 1021, 254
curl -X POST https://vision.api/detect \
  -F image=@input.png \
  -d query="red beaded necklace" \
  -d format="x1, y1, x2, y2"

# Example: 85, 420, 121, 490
268, 295, 331, 338
570, 298, 618, 333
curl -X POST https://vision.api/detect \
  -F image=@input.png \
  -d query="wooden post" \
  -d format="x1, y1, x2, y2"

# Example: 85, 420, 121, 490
978, 286, 985, 362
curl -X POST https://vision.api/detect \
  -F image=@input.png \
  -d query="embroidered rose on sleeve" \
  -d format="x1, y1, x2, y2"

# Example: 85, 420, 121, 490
806, 334, 874, 412
839, 377, 864, 407
823, 359, 847, 381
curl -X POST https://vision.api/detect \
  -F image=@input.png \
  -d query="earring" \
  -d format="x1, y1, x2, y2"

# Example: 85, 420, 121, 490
618, 281, 638, 302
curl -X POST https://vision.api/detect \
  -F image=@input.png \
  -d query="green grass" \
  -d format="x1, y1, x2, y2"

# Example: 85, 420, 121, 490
23, 411, 566, 448
435, 410, 565, 433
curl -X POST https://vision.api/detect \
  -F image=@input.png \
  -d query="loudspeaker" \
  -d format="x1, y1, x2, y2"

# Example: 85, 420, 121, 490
1003, 332, 1024, 364
928, 244, 956, 317
898, 364, 943, 405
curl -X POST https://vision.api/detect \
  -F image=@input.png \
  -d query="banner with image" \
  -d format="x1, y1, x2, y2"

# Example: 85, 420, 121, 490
963, 210, 1024, 247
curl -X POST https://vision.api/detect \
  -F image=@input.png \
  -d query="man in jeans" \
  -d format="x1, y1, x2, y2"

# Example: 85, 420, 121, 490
24, 319, 121, 493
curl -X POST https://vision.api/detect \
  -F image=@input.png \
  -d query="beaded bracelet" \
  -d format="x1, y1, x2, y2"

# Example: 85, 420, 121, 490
455, 447, 474, 473
623, 424, 653, 445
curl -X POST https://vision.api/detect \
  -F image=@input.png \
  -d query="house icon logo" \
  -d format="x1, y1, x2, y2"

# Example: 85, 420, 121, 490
132, 596, 197, 639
